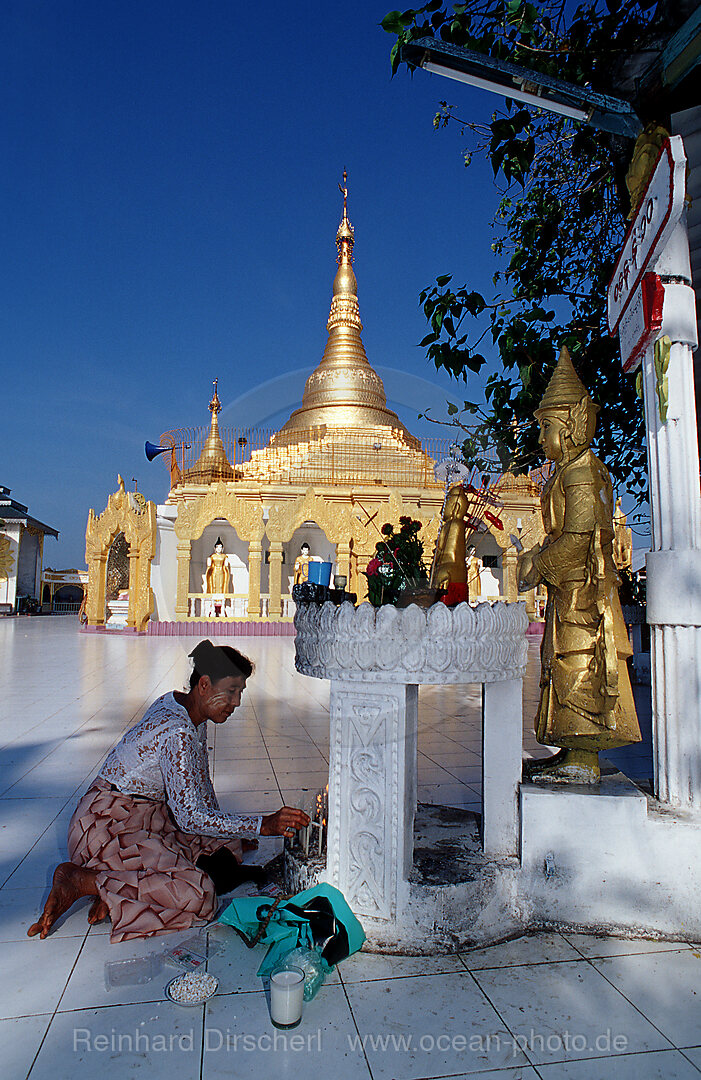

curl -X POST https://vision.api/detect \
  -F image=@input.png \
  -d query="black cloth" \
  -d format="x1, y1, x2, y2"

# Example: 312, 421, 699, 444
196, 847, 265, 895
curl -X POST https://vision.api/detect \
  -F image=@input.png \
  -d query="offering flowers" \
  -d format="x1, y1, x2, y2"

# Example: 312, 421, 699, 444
364, 516, 428, 606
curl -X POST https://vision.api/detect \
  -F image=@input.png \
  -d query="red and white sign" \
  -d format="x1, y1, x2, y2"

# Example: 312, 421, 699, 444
607, 136, 687, 335
619, 272, 665, 373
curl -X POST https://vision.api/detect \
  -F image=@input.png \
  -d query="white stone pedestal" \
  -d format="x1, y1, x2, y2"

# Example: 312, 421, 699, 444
106, 598, 129, 628
294, 600, 529, 945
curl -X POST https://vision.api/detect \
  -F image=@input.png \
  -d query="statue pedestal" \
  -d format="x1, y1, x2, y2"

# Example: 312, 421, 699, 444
106, 598, 129, 628
293, 600, 528, 949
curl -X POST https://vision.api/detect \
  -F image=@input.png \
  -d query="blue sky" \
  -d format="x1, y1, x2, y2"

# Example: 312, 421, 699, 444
2, 2, 534, 565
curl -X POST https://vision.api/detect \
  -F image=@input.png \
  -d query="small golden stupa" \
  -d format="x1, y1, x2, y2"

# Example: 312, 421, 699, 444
183, 379, 235, 484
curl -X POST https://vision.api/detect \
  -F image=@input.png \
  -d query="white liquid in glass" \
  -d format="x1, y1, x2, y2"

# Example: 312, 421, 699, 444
270, 968, 304, 1027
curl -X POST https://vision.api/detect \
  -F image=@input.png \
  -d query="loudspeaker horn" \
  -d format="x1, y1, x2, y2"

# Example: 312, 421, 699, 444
145, 441, 172, 461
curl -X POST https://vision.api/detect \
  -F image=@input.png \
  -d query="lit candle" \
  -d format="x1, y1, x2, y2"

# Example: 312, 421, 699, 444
270, 968, 305, 1029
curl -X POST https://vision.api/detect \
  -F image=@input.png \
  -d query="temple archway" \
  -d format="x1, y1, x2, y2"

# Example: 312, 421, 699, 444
84, 477, 157, 631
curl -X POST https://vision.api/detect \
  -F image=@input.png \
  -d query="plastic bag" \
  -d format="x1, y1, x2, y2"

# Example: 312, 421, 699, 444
218, 883, 365, 978
270, 947, 329, 1001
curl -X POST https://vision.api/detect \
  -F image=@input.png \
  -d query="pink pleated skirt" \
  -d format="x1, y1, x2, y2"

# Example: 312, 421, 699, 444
68, 777, 242, 943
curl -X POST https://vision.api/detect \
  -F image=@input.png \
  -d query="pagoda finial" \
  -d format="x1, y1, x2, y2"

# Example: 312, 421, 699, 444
338, 168, 348, 221
336, 168, 354, 266
209, 378, 221, 417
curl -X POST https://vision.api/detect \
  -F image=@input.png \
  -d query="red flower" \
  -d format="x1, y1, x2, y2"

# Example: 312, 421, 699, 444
381, 523, 393, 536
366, 558, 380, 575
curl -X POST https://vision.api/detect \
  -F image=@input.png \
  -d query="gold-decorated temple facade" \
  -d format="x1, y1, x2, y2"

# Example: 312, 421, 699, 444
84, 179, 548, 631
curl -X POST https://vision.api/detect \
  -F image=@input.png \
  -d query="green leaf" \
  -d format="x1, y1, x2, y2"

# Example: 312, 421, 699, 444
447, 401, 458, 415
435, 273, 453, 287
381, 10, 405, 33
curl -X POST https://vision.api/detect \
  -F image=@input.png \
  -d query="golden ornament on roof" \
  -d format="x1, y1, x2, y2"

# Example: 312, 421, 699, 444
183, 378, 235, 484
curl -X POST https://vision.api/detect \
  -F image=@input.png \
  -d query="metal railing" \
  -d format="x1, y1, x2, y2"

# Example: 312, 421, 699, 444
159, 425, 549, 494
161, 426, 447, 489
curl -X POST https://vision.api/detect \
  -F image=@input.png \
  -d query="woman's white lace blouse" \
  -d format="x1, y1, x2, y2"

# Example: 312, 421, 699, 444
100, 692, 262, 838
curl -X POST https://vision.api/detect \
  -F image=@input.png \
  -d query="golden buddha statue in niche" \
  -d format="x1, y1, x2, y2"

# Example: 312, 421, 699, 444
517, 347, 641, 783
294, 543, 312, 585
467, 547, 482, 599
205, 538, 231, 594
430, 484, 468, 591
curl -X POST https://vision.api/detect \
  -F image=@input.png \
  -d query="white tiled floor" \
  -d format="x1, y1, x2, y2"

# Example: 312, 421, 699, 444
2, 616, 695, 1080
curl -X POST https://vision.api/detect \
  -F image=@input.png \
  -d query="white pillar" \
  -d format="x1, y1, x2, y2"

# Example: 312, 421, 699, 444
482, 678, 523, 856
326, 679, 417, 923
642, 212, 701, 811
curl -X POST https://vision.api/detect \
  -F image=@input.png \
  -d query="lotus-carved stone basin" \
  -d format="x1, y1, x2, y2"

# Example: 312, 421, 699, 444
295, 599, 528, 684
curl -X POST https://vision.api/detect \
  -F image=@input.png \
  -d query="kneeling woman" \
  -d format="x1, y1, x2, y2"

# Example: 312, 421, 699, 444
29, 640, 309, 942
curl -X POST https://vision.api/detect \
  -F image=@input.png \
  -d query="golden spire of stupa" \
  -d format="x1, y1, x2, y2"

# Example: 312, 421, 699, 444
184, 378, 235, 483
278, 171, 410, 436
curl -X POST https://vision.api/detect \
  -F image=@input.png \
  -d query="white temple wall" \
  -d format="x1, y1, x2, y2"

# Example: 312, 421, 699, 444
472, 533, 503, 597
152, 506, 178, 622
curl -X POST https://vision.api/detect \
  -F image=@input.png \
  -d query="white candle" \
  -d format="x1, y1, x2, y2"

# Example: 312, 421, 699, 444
270, 968, 305, 1028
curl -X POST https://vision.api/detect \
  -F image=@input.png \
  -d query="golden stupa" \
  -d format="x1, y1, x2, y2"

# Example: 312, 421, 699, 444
183, 379, 235, 484
277, 172, 413, 438
83, 174, 546, 630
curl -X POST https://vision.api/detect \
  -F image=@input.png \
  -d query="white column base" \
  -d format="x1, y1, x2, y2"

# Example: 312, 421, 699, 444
651, 624, 701, 810
482, 679, 523, 857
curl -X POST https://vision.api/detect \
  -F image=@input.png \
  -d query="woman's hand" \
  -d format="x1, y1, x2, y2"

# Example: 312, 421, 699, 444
260, 806, 311, 838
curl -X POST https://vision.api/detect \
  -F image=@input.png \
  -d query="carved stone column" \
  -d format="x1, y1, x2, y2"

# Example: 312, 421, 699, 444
641, 209, 701, 811
126, 550, 140, 629
248, 541, 262, 620
327, 681, 417, 921
268, 540, 283, 619
86, 552, 107, 625
175, 541, 191, 621
502, 548, 518, 602
335, 540, 351, 584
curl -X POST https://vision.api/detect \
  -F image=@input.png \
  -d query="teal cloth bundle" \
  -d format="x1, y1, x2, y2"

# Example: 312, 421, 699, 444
218, 883, 365, 977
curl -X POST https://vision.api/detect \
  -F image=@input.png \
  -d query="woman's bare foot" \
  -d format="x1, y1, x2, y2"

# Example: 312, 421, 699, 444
27, 862, 99, 939
87, 897, 109, 925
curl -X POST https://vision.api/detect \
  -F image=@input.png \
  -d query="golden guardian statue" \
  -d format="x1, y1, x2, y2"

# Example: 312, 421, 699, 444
517, 348, 641, 783
430, 484, 469, 591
